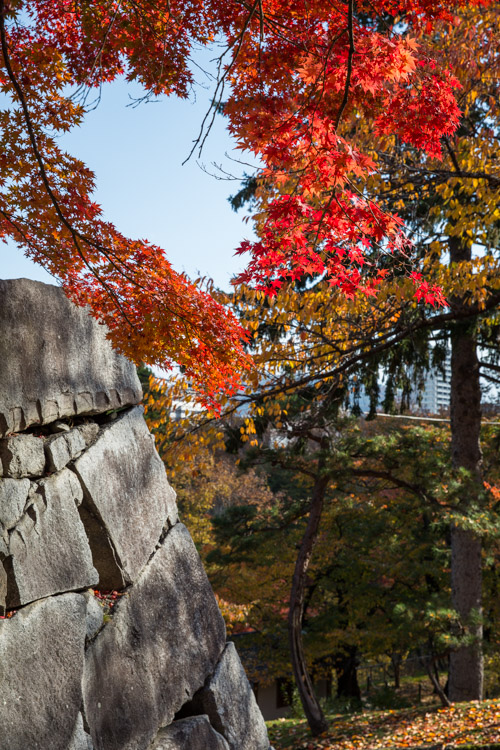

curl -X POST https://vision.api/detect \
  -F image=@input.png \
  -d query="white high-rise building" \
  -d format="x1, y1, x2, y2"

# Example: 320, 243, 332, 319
415, 352, 451, 415
349, 352, 453, 416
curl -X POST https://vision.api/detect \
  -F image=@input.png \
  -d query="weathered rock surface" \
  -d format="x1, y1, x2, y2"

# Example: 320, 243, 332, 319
45, 427, 86, 472
149, 717, 230, 750
0, 434, 45, 477
0, 562, 6, 607
0, 279, 142, 436
77, 422, 100, 448
45, 433, 72, 472
69, 714, 95, 750
188, 642, 270, 750
0, 477, 30, 529
0, 593, 87, 750
3, 468, 98, 609
74, 407, 178, 588
83, 523, 227, 750
83, 590, 104, 640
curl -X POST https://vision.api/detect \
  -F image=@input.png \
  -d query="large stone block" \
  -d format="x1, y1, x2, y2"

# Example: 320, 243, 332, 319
0, 434, 45, 477
74, 407, 178, 588
45, 427, 86, 472
83, 523, 226, 750
0, 279, 142, 436
149, 717, 229, 750
0, 593, 87, 750
189, 642, 270, 750
2, 468, 98, 610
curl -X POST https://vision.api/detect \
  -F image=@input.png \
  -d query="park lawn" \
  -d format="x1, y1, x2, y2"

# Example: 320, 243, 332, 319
267, 700, 500, 750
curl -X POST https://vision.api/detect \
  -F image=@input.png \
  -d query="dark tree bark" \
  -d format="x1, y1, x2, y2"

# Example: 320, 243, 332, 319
288, 465, 329, 736
335, 646, 361, 700
420, 653, 451, 708
391, 653, 402, 690
448, 237, 484, 702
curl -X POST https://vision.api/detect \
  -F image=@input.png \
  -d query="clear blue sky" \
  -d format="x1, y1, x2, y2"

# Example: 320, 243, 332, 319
2, 74, 258, 290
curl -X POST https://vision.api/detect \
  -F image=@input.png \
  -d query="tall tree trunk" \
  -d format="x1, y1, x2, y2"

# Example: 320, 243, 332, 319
288, 468, 329, 736
448, 237, 484, 702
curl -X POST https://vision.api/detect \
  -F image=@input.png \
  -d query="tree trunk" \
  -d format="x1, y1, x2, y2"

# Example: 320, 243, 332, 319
335, 646, 361, 700
391, 653, 402, 690
448, 237, 484, 702
288, 468, 329, 736
421, 654, 450, 708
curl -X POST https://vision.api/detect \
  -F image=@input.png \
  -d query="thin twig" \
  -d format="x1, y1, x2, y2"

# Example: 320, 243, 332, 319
334, 0, 355, 131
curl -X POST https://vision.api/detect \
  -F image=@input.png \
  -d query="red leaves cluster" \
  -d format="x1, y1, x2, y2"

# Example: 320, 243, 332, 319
227, 4, 474, 302
374, 64, 461, 159
235, 190, 404, 299
410, 273, 447, 307
30, 0, 213, 97
92, 589, 124, 610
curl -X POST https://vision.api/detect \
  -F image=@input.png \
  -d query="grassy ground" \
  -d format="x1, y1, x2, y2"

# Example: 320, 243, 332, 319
267, 700, 500, 750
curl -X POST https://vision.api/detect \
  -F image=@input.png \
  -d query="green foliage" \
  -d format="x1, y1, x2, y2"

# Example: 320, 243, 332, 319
228, 174, 259, 213
367, 686, 412, 711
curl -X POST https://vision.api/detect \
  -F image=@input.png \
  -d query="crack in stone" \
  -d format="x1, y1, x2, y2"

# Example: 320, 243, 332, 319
70, 465, 127, 592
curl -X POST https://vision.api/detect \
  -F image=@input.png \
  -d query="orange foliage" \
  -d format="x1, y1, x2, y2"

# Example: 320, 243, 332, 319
270, 701, 500, 749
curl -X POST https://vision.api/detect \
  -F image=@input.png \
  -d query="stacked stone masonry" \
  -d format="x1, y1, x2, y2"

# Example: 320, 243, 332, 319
0, 279, 271, 750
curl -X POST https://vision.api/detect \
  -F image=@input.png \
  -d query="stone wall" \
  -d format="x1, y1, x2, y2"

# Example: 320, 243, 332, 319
0, 279, 270, 750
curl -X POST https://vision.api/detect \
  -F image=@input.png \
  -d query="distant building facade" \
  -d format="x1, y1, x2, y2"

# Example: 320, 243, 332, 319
351, 351, 453, 417
414, 352, 451, 415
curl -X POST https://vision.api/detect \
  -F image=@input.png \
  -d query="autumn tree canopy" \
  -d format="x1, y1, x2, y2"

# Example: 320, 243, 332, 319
0, 0, 491, 407
223, 1, 500, 706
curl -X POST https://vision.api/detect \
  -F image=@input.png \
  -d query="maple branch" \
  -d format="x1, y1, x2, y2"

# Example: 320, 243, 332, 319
481, 373, 500, 386
0, 1, 136, 328
167, 306, 459, 441
306, 3, 361, 255
479, 361, 500, 374
183, 0, 260, 164
234, 0, 304, 46
307, 27, 349, 117
1, 24, 218, 361
0, 207, 44, 258
0, 5, 209, 346
350, 468, 444, 508
362, 0, 394, 34
377, 152, 500, 189
73, 0, 123, 108
124, 0, 184, 106
258, 0, 264, 73
230, 291, 500, 407
334, 0, 355, 131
